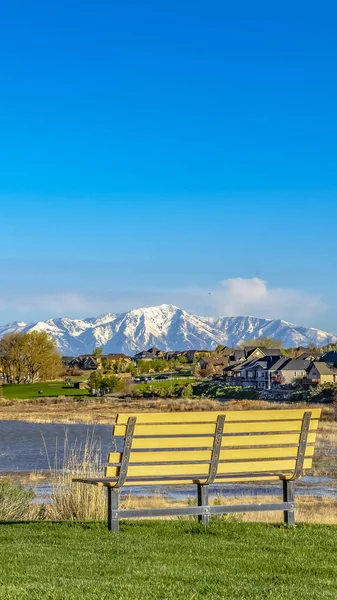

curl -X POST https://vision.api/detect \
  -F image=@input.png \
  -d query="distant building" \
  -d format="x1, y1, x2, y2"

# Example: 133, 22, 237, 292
306, 362, 337, 385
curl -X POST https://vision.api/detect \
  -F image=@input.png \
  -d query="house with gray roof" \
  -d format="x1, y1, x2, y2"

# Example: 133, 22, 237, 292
268, 358, 310, 386
320, 351, 337, 364
306, 361, 337, 385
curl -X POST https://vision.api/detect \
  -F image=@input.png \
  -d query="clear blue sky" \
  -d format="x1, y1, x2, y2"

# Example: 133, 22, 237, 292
1, 1, 337, 332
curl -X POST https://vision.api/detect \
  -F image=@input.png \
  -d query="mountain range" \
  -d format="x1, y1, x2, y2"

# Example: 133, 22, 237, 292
0, 304, 336, 356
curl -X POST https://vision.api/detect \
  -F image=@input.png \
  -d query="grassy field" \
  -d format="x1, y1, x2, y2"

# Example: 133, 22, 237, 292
133, 378, 196, 391
0, 520, 337, 599
193, 381, 259, 399
0, 382, 90, 399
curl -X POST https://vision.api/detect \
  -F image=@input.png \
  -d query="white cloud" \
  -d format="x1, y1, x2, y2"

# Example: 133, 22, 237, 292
194, 277, 326, 323
0, 293, 113, 320
0, 278, 326, 327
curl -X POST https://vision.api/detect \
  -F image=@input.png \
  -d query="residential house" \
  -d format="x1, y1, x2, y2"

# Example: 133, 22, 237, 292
297, 352, 321, 361
306, 362, 337, 385
214, 347, 233, 358
231, 349, 246, 362
245, 346, 280, 359
147, 347, 164, 358
198, 356, 230, 375
163, 351, 185, 361
97, 353, 131, 369
134, 351, 157, 362
268, 358, 309, 386
223, 350, 309, 389
223, 347, 284, 387
320, 351, 337, 364
68, 355, 98, 370
222, 361, 243, 382
133, 347, 164, 362
229, 346, 281, 363
62, 356, 74, 367
239, 356, 283, 389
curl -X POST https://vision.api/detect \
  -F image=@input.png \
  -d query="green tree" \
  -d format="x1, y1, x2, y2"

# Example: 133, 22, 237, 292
237, 337, 283, 349
176, 355, 188, 364
87, 371, 102, 393
92, 347, 103, 357
0, 333, 28, 383
23, 331, 62, 382
152, 359, 167, 372
87, 372, 125, 395
0, 331, 62, 383
181, 383, 193, 398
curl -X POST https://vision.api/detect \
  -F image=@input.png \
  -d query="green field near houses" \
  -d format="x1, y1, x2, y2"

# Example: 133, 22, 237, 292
133, 377, 196, 391
0, 520, 337, 599
0, 382, 90, 399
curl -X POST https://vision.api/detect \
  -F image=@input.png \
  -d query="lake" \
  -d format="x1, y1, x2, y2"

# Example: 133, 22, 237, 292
1, 420, 336, 500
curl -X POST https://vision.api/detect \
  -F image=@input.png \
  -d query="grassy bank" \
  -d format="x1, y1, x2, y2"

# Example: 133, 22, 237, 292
0, 396, 333, 424
0, 520, 337, 599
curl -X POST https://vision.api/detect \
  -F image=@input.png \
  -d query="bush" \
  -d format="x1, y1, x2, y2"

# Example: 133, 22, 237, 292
0, 478, 35, 521
87, 372, 126, 395
181, 383, 193, 398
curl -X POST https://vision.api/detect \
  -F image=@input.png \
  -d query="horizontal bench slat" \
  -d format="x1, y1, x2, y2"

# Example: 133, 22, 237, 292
107, 445, 314, 465
74, 472, 295, 486
116, 409, 321, 424
126, 432, 317, 449
114, 420, 319, 437
115, 502, 294, 518
105, 457, 312, 478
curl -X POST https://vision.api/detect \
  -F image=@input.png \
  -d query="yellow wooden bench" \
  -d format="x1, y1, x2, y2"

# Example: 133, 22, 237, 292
73, 408, 321, 532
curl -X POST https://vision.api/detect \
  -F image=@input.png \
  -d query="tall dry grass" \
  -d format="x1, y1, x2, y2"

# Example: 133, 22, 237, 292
0, 477, 35, 521
44, 432, 107, 521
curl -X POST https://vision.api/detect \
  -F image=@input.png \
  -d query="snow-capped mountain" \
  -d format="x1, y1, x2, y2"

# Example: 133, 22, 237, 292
0, 304, 336, 355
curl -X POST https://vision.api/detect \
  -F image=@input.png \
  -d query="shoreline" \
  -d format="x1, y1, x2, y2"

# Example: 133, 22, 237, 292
0, 396, 332, 425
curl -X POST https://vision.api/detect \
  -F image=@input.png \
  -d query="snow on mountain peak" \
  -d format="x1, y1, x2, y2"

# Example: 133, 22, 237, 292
0, 305, 336, 356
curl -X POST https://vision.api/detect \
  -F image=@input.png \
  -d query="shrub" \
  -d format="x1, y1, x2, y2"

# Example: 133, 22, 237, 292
0, 478, 35, 521
181, 383, 194, 398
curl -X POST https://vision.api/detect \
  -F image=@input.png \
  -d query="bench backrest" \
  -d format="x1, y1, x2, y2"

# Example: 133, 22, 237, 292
106, 409, 321, 485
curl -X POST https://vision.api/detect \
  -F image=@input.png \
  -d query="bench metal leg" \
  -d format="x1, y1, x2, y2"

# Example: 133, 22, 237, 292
197, 483, 209, 526
107, 487, 119, 532
283, 480, 295, 526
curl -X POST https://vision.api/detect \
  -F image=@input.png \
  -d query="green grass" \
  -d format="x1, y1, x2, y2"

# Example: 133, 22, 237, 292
0, 521, 337, 599
193, 382, 260, 399
0, 382, 89, 399
133, 378, 196, 392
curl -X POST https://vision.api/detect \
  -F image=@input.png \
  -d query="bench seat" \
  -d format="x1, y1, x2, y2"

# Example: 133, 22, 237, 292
73, 408, 321, 531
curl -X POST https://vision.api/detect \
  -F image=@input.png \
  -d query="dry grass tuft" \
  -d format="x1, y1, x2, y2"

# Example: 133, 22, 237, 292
0, 396, 333, 425
45, 433, 107, 521
0, 477, 35, 521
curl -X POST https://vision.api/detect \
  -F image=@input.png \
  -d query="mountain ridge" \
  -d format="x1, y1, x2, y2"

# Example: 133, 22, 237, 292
0, 304, 336, 356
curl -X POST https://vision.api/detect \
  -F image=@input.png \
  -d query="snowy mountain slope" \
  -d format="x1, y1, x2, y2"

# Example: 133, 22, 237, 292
0, 304, 336, 355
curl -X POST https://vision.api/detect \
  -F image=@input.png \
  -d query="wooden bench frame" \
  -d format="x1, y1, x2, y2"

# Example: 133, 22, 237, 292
73, 409, 319, 532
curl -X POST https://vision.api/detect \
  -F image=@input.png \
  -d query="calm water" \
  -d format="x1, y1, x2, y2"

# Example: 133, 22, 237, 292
0, 420, 114, 471
0, 420, 336, 500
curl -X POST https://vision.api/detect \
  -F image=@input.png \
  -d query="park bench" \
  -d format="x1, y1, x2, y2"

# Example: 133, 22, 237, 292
73, 408, 321, 532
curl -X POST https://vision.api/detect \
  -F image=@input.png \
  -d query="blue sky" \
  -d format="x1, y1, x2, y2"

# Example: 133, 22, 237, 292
1, 1, 337, 331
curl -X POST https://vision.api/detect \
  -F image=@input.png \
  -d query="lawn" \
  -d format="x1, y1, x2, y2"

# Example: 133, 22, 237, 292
0, 382, 90, 399
0, 520, 337, 599
133, 378, 196, 391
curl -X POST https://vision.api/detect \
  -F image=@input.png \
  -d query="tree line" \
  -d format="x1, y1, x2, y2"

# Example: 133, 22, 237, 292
0, 331, 62, 383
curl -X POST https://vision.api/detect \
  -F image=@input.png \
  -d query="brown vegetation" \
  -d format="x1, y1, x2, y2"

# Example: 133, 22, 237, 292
0, 395, 334, 424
